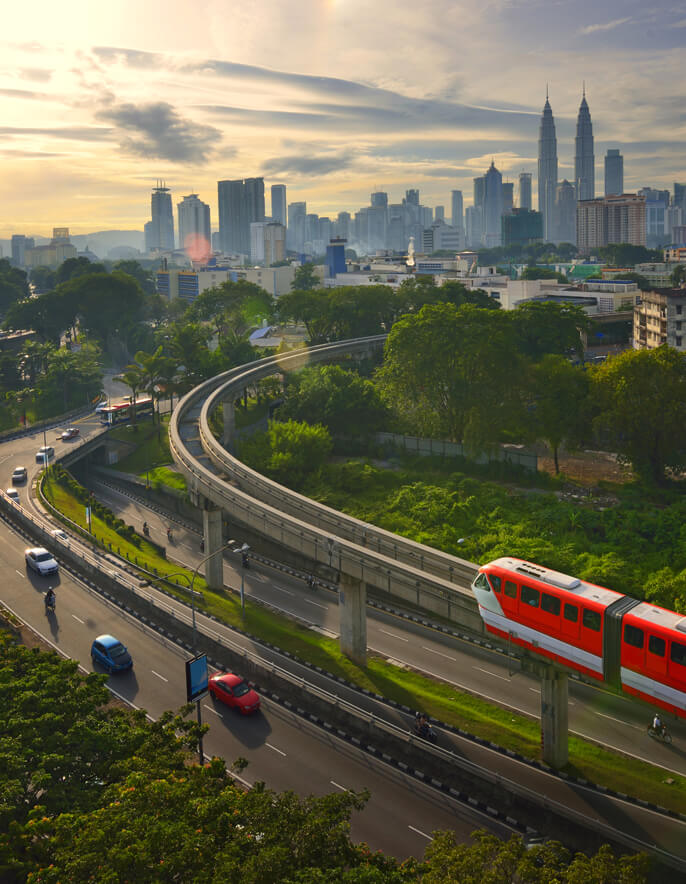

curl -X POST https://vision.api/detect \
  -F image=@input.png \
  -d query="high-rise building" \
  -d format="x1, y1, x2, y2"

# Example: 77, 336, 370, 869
502, 182, 514, 215
575, 89, 595, 202
537, 92, 558, 242
10, 234, 34, 267
518, 173, 532, 211
576, 194, 646, 254
435, 205, 445, 221
287, 201, 306, 252
177, 194, 211, 259
217, 177, 265, 256
367, 205, 387, 252
146, 182, 174, 252
465, 206, 483, 249
502, 209, 543, 247
553, 180, 577, 245
483, 161, 503, 247
335, 211, 351, 241
675, 183, 686, 216
271, 184, 287, 227
604, 149, 624, 196
451, 190, 464, 232
405, 189, 419, 206
639, 188, 670, 249
371, 191, 388, 208
264, 222, 286, 265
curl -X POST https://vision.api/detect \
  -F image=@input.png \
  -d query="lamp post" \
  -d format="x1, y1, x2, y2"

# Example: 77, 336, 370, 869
236, 543, 250, 617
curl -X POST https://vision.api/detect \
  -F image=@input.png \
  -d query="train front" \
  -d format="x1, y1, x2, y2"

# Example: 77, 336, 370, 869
470, 562, 505, 637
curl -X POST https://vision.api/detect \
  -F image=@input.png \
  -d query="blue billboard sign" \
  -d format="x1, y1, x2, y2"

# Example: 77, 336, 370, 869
185, 653, 209, 703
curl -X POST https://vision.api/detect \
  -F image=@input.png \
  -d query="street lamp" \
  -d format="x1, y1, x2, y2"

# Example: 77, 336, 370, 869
235, 543, 250, 617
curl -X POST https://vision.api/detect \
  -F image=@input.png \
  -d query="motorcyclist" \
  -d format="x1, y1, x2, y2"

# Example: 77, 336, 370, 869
167, 527, 173, 543
414, 712, 429, 738
307, 574, 316, 591
200, 539, 205, 553
44, 588, 56, 611
653, 713, 664, 736
142, 521, 149, 536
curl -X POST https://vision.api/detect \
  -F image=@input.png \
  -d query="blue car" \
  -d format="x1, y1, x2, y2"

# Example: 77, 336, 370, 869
91, 634, 133, 673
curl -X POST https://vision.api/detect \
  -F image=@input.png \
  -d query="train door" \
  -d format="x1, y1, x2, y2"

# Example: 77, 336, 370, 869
644, 633, 668, 685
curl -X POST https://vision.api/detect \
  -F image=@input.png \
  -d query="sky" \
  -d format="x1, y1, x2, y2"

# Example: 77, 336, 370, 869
1, 0, 685, 237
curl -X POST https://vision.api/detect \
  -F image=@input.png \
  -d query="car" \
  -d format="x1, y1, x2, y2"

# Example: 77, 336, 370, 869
208, 672, 261, 714
25, 547, 59, 576
50, 528, 70, 544
6, 487, 20, 503
61, 427, 80, 440
91, 634, 133, 673
11, 466, 27, 484
36, 445, 55, 464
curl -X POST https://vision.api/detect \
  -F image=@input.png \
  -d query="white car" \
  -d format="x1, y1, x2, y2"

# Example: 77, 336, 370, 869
5, 488, 19, 502
25, 547, 59, 576
50, 528, 70, 544
11, 466, 27, 484
36, 446, 55, 464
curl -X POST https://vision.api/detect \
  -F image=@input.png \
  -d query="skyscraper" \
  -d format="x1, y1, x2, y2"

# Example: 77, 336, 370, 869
604, 150, 623, 196
271, 184, 287, 227
217, 177, 265, 256
146, 182, 175, 252
553, 180, 576, 244
575, 88, 595, 202
451, 190, 464, 232
177, 194, 211, 259
371, 191, 388, 208
537, 91, 558, 243
484, 161, 503, 247
287, 201, 306, 252
502, 182, 514, 215
518, 173, 532, 210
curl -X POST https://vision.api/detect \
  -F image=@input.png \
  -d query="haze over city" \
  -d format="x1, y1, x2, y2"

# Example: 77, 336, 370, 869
2, 0, 685, 237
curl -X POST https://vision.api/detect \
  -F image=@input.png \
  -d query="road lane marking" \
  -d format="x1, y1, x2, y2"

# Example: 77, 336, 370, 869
408, 825, 433, 840
473, 666, 510, 682
422, 646, 456, 661
71, 614, 84, 624
151, 670, 169, 682
330, 780, 348, 791
305, 598, 327, 609
595, 711, 642, 730
529, 687, 540, 693
380, 629, 408, 642
15, 569, 24, 577
203, 704, 222, 717
266, 742, 286, 756
271, 585, 294, 596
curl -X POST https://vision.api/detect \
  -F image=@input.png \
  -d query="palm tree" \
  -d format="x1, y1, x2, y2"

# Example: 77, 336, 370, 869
114, 365, 146, 424
19, 340, 53, 386
134, 347, 167, 426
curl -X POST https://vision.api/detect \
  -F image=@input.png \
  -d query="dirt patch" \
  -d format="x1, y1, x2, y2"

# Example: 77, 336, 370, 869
538, 448, 632, 486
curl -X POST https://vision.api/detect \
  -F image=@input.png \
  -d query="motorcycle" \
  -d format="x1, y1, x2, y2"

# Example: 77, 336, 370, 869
167, 528, 174, 544
647, 723, 672, 744
44, 594, 56, 614
412, 714, 438, 744
142, 523, 150, 537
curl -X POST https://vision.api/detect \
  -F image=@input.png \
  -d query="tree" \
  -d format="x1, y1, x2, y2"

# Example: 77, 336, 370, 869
590, 345, 686, 483
19, 340, 54, 386
510, 301, 591, 361
112, 259, 156, 294
114, 365, 146, 423
291, 262, 320, 290
56, 257, 106, 285
529, 355, 590, 473
671, 264, 686, 288
28, 266, 57, 293
240, 419, 332, 487
133, 346, 168, 425
598, 243, 661, 266
521, 267, 567, 283
39, 346, 103, 411
191, 280, 273, 341
276, 289, 334, 343
57, 271, 145, 349
377, 303, 524, 452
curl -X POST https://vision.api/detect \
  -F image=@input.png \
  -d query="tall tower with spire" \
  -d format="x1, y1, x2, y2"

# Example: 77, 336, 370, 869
575, 86, 595, 202
537, 88, 558, 242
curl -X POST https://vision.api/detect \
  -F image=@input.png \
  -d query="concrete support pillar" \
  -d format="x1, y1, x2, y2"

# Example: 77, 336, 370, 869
222, 399, 235, 452
202, 506, 224, 590
338, 572, 367, 666
540, 666, 568, 768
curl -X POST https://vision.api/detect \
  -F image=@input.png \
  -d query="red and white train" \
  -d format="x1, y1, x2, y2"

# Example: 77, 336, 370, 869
472, 557, 686, 719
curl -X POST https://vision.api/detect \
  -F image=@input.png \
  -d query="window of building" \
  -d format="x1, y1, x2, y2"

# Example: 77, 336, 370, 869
564, 603, 579, 623
582, 609, 601, 632
521, 585, 540, 607
677, 321, 682, 331
488, 574, 502, 592
504, 581, 517, 598
649, 635, 666, 657
541, 593, 561, 616
670, 641, 686, 667
624, 623, 644, 648
677, 337, 682, 348
677, 305, 683, 315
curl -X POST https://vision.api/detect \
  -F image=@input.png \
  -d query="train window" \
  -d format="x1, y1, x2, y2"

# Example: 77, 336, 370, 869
582, 609, 601, 632
648, 635, 665, 657
670, 641, 686, 667
488, 574, 502, 593
541, 593, 561, 616
504, 581, 517, 598
563, 603, 578, 622
521, 585, 540, 607
474, 573, 490, 592
623, 624, 644, 649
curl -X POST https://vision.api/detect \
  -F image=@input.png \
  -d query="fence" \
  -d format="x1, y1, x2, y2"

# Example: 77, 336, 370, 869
375, 433, 538, 472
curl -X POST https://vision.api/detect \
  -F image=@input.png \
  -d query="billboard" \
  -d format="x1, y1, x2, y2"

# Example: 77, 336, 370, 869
185, 653, 209, 703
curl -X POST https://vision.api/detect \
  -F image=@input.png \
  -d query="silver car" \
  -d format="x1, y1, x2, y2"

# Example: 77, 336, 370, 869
25, 547, 59, 576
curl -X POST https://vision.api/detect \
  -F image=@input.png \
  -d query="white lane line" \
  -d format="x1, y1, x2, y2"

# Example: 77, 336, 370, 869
595, 711, 642, 730
71, 614, 84, 624
266, 742, 287, 756
270, 585, 294, 596
15, 569, 24, 577
252, 574, 268, 583
305, 598, 327, 609
330, 780, 348, 791
529, 687, 540, 694
422, 646, 457, 661
408, 825, 433, 841
473, 666, 510, 682
151, 670, 169, 682
203, 704, 222, 717
380, 629, 408, 642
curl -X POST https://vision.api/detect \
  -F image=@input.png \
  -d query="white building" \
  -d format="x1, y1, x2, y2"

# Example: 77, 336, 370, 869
177, 194, 211, 258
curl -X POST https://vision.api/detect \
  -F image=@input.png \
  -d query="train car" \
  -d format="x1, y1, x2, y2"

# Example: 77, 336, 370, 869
472, 557, 686, 718
98, 397, 153, 426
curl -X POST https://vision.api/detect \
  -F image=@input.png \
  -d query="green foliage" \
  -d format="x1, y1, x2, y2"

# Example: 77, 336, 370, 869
239, 419, 332, 486
671, 264, 686, 287
598, 243, 662, 266
510, 301, 590, 361
520, 266, 567, 283
190, 279, 273, 341
112, 259, 156, 294
291, 262, 320, 290
55, 256, 106, 284
0, 258, 29, 315
28, 265, 57, 293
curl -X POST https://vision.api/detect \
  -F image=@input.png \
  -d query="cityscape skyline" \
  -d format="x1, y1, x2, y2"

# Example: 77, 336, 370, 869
1, 0, 685, 237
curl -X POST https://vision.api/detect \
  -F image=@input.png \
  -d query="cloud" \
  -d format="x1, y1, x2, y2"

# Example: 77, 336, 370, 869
0, 126, 112, 141
261, 153, 354, 178
92, 46, 165, 68
95, 101, 221, 163
19, 68, 52, 82
578, 17, 634, 35
0, 88, 46, 100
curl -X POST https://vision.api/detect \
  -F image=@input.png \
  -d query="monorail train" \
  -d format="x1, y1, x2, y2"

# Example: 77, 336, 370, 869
472, 557, 686, 719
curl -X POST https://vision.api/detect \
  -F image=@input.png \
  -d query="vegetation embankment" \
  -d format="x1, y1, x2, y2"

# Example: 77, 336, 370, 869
108, 416, 187, 493
43, 464, 686, 813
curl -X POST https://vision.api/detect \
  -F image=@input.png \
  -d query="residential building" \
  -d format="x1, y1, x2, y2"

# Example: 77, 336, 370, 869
634, 287, 686, 351
25, 228, 77, 269
177, 194, 211, 259
217, 177, 265, 257
287, 201, 306, 252
553, 180, 577, 244
639, 188, 670, 248
451, 190, 464, 233
537, 91, 558, 242
502, 209, 543, 247
574, 89, 595, 201
263, 222, 286, 265
271, 184, 287, 227
335, 211, 351, 242
604, 149, 623, 196
576, 194, 646, 254
465, 205, 483, 249
10, 234, 34, 267
675, 183, 686, 217
665, 245, 686, 263
518, 173, 532, 211
146, 182, 175, 252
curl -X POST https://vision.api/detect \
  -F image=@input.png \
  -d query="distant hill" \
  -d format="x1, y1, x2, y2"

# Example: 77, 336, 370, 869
0, 229, 145, 261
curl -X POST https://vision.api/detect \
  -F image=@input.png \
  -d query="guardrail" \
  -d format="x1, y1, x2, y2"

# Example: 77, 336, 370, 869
169, 337, 483, 630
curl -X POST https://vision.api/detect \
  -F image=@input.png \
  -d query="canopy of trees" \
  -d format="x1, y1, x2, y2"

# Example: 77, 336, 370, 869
239, 419, 332, 486
0, 259, 29, 316
598, 244, 662, 266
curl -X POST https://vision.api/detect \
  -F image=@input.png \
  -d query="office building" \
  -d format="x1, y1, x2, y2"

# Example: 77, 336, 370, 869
371, 191, 388, 208
577, 194, 646, 254
502, 209, 543, 247
538, 91, 558, 242
435, 205, 445, 222
10, 235, 34, 267
639, 188, 670, 249
288, 201, 306, 252
502, 182, 514, 216
177, 194, 211, 258
146, 182, 175, 252
271, 184, 287, 227
25, 228, 77, 269
326, 237, 347, 278
575, 89, 595, 201
156, 268, 235, 303
217, 177, 265, 256
553, 180, 577, 245
483, 161, 503, 247
465, 206, 483, 249
451, 190, 464, 232
518, 173, 532, 211
675, 183, 686, 216
604, 149, 623, 196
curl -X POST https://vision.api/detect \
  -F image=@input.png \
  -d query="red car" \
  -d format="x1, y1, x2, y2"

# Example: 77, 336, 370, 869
209, 672, 261, 714
61, 427, 80, 440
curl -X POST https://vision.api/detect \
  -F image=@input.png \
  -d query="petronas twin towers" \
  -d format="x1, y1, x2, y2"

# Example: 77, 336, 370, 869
537, 88, 595, 242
